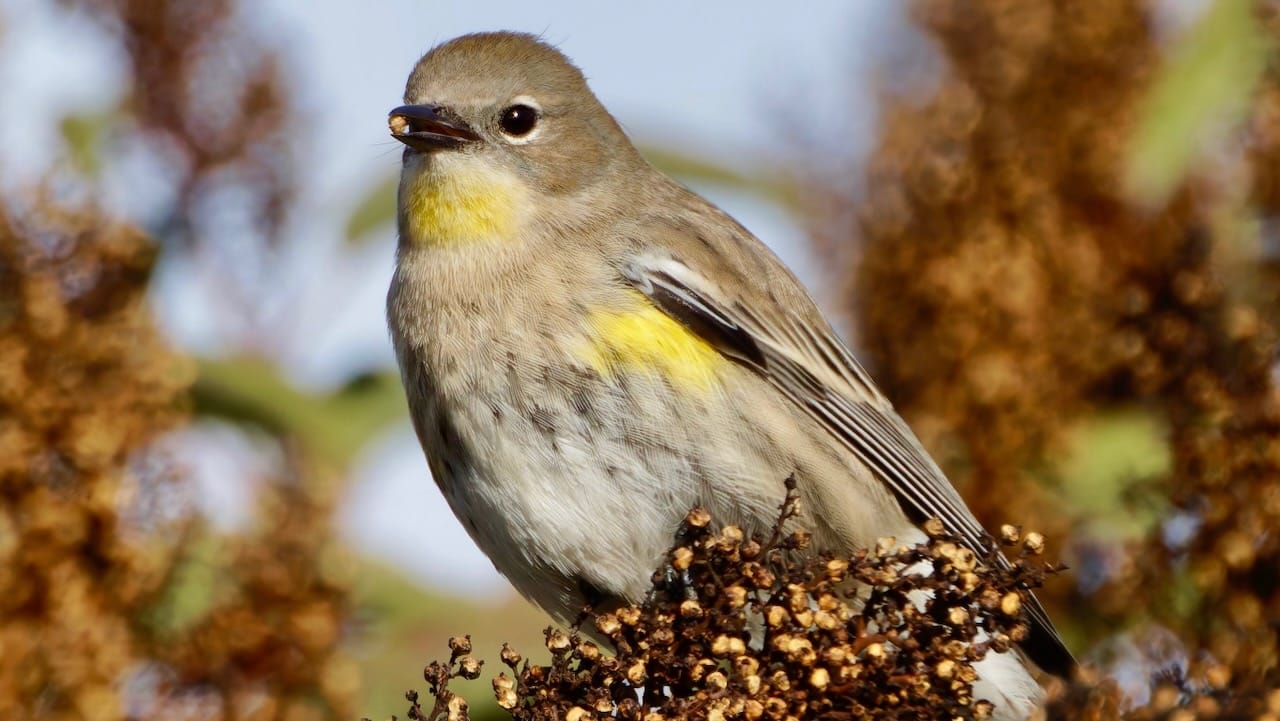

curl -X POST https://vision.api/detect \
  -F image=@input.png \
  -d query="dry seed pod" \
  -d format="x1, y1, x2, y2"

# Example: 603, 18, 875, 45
679, 599, 702, 617
999, 524, 1020, 545
875, 536, 897, 554
824, 559, 849, 581
734, 655, 759, 676
389, 113, 410, 135
671, 546, 694, 571
446, 695, 467, 721
595, 613, 621, 636
546, 629, 571, 652
1000, 591, 1022, 617
1023, 532, 1045, 555
765, 605, 788, 627
685, 508, 712, 528
626, 661, 647, 685
448, 636, 472, 655
725, 585, 748, 609
822, 645, 849, 665
500, 643, 522, 667
494, 684, 517, 709
458, 655, 482, 679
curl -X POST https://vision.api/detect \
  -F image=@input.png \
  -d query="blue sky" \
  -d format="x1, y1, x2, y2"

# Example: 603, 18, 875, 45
0, 0, 905, 596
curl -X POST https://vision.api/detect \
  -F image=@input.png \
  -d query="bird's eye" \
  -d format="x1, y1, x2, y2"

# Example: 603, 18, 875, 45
499, 104, 538, 137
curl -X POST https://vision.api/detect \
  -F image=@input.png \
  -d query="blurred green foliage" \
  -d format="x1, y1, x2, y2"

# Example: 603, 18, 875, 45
641, 145, 802, 211
1125, 0, 1270, 205
193, 358, 408, 464
345, 173, 400, 244
1052, 410, 1171, 540
58, 108, 116, 177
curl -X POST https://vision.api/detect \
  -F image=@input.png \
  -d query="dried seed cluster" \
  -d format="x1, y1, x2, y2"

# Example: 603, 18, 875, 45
382, 500, 1279, 720
388, 490, 1062, 721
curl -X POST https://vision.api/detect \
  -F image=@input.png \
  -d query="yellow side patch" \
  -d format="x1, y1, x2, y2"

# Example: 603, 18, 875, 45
579, 299, 725, 392
400, 162, 525, 246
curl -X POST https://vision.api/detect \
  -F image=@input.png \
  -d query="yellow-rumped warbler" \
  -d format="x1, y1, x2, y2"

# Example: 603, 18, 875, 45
386, 31, 1074, 718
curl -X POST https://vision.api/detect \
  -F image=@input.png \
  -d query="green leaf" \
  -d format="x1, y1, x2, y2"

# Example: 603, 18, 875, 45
343, 171, 400, 244
139, 527, 224, 635
192, 356, 408, 464
1125, 0, 1271, 206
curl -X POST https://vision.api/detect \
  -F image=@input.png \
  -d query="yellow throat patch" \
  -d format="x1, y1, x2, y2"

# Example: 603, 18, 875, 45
400, 159, 525, 246
579, 295, 725, 392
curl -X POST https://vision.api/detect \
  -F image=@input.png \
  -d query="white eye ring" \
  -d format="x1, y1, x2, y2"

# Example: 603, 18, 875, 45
498, 95, 543, 144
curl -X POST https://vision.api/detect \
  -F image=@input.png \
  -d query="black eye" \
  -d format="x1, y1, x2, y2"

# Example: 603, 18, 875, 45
499, 104, 538, 137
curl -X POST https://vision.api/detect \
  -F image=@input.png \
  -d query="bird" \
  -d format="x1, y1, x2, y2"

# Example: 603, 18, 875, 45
385, 31, 1075, 718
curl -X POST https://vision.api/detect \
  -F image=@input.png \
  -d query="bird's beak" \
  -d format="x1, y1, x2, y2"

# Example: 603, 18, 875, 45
388, 104, 481, 151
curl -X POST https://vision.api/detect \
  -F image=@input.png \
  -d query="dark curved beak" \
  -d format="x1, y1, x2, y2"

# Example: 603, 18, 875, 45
388, 104, 481, 151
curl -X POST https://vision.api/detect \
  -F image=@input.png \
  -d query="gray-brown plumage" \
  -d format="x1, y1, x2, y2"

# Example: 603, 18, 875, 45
386, 31, 1075, 719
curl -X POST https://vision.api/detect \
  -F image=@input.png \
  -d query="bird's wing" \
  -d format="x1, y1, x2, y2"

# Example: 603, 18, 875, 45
614, 209, 1075, 677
